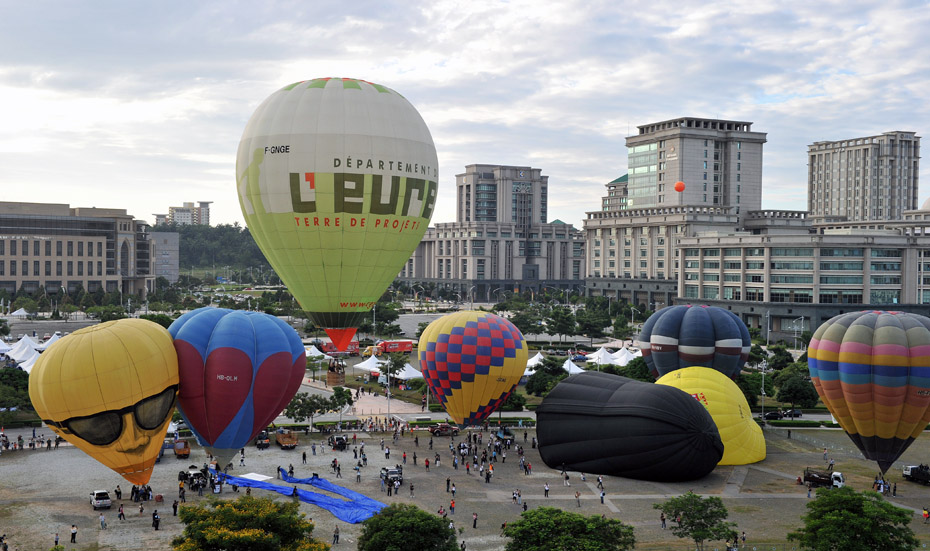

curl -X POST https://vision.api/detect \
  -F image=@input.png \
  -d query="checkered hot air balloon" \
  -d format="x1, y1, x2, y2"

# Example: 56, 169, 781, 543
638, 305, 750, 379
809, 311, 930, 473
418, 311, 528, 426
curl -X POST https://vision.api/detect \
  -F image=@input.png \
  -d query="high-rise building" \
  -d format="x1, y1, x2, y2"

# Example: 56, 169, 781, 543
149, 231, 180, 283
807, 131, 920, 222
624, 118, 766, 225
154, 201, 213, 226
399, 164, 584, 301
0, 202, 155, 297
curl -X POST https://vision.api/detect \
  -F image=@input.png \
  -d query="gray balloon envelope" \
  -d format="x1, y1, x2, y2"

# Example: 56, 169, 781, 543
536, 371, 724, 481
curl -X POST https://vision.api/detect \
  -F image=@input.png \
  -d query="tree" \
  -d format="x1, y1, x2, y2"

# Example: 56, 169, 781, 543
787, 487, 919, 551
509, 309, 540, 336
775, 372, 820, 411
545, 306, 576, 343
139, 313, 175, 329
748, 343, 768, 366
358, 503, 456, 551
172, 495, 328, 551
617, 357, 652, 382
525, 356, 568, 397
767, 344, 794, 370
575, 307, 610, 340
329, 386, 355, 425
284, 393, 332, 432
415, 321, 431, 339
499, 391, 526, 412
736, 372, 773, 408
503, 506, 635, 551
653, 491, 737, 551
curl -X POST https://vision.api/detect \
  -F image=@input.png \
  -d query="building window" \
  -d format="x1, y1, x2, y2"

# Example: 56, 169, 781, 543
67, 261, 73, 276
56, 261, 62, 276
45, 241, 51, 256
57, 241, 62, 255
45, 261, 51, 276
78, 242, 84, 257
34, 261, 39, 275
67, 241, 73, 256
21, 260, 27, 275
10, 241, 16, 255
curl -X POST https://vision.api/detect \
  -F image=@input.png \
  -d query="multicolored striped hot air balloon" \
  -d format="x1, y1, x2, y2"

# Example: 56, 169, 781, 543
638, 305, 750, 379
418, 311, 527, 426
808, 311, 930, 473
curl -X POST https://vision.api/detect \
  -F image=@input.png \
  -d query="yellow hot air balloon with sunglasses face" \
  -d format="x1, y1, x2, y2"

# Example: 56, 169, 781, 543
29, 319, 179, 484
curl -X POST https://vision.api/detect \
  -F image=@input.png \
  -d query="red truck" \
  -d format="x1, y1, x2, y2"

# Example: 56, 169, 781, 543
376, 340, 414, 355
319, 340, 360, 356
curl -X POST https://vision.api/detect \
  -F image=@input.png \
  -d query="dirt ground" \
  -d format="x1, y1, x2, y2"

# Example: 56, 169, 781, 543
4, 425, 930, 551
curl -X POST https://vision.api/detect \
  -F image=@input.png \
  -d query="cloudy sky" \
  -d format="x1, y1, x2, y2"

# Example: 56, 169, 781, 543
1, 0, 928, 230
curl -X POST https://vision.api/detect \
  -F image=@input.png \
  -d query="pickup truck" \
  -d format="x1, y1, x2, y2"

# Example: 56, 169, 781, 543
276, 428, 298, 450
803, 467, 844, 488
254, 431, 271, 449
380, 465, 404, 485
903, 464, 930, 484
174, 439, 191, 459
328, 434, 349, 451
428, 423, 460, 437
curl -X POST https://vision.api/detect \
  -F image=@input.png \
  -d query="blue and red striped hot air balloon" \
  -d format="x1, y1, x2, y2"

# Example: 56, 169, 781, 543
638, 305, 750, 379
809, 311, 930, 473
168, 308, 306, 465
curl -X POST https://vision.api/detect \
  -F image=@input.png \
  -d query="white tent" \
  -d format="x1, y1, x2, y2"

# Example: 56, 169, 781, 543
15, 347, 40, 371
586, 347, 622, 366
358, 355, 388, 374
392, 363, 423, 381
0, 340, 11, 354
612, 347, 636, 366
562, 358, 586, 374
304, 345, 333, 360
9, 308, 29, 318
19, 351, 40, 373
526, 352, 545, 367
36, 334, 61, 351
8, 336, 40, 361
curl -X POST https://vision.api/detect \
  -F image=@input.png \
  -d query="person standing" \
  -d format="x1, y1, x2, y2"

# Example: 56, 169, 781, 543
446, 477, 451, 492
333, 526, 340, 545
70, 525, 77, 543
54, 533, 59, 547
172, 500, 179, 516
741, 531, 747, 548
302, 450, 307, 464
152, 510, 160, 530
451, 483, 456, 497
600, 490, 605, 504
99, 513, 107, 530
118, 504, 125, 521
544, 483, 549, 497
472, 512, 478, 528
575, 491, 581, 507
660, 512, 666, 529
893, 482, 897, 497
450, 499, 455, 514
115, 485, 122, 500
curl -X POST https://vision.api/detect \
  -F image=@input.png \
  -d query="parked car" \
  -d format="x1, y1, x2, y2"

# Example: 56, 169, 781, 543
428, 423, 460, 437
328, 434, 349, 451
783, 409, 803, 418
254, 430, 271, 449
763, 411, 784, 420
380, 465, 404, 485
90, 490, 112, 510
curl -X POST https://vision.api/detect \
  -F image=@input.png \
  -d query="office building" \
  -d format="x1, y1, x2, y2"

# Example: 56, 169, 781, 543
808, 131, 920, 222
154, 201, 213, 226
399, 164, 585, 301
624, 117, 767, 226
149, 231, 180, 284
0, 202, 155, 297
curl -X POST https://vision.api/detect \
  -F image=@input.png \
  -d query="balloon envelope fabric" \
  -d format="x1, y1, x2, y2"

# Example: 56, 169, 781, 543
168, 308, 306, 464
639, 305, 750, 379
808, 310, 930, 473
536, 371, 724, 481
419, 311, 527, 426
28, 319, 179, 484
656, 366, 765, 465
236, 78, 438, 346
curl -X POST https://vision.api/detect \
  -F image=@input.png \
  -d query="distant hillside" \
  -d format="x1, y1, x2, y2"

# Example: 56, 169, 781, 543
152, 223, 271, 273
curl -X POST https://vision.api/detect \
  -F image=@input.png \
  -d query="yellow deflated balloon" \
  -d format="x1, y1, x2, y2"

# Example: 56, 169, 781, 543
418, 311, 528, 426
656, 366, 765, 465
28, 319, 179, 484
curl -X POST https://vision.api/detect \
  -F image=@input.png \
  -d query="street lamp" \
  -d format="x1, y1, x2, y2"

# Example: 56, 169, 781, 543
491, 287, 502, 303
792, 316, 805, 350
760, 359, 767, 423
469, 286, 476, 310
630, 306, 641, 341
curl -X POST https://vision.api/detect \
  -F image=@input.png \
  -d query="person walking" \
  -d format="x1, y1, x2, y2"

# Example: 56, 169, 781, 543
472, 512, 478, 528
451, 483, 456, 497
118, 504, 125, 521
450, 499, 455, 514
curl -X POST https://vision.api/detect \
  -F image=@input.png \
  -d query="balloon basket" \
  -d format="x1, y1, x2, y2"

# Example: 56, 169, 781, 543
327, 372, 346, 386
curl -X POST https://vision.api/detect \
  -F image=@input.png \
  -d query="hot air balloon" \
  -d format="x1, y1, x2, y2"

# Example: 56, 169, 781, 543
656, 366, 765, 465
674, 181, 685, 192
639, 305, 750, 379
418, 311, 527, 426
536, 371, 723, 481
28, 319, 179, 484
808, 311, 930, 473
237, 77, 438, 351
168, 308, 306, 464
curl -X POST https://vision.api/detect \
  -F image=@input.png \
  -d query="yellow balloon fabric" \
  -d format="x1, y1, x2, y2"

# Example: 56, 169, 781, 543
656, 366, 765, 465
28, 319, 179, 484
418, 311, 528, 426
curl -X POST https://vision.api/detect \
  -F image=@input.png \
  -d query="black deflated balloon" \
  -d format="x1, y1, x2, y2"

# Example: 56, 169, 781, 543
536, 371, 724, 482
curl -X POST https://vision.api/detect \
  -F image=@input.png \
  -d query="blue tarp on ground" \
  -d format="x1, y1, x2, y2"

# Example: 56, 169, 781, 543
213, 468, 385, 524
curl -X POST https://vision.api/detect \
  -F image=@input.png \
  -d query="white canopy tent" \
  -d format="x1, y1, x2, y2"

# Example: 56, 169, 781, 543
562, 358, 586, 374
36, 334, 61, 351
526, 352, 545, 367
612, 347, 636, 366
358, 355, 388, 374
9, 308, 29, 318
8, 336, 40, 361
392, 363, 423, 381
15, 348, 40, 372
586, 347, 623, 366
0, 340, 11, 354
304, 345, 333, 360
